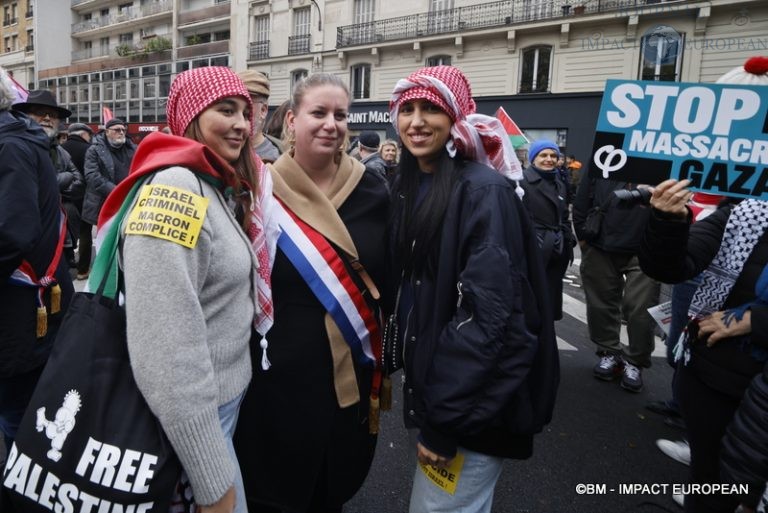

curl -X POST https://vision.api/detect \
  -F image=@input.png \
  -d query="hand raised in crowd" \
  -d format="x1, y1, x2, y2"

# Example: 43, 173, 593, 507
650, 179, 693, 219
698, 310, 752, 347
417, 441, 453, 470
198, 487, 236, 513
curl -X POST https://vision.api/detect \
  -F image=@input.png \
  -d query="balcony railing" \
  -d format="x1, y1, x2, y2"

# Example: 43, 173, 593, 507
25, 9, 33, 18
177, 39, 229, 59
337, 0, 681, 48
288, 34, 310, 55
25, 44, 33, 52
249, 40, 270, 61
72, 0, 172, 34
177, 3, 230, 26
3, 17, 17, 27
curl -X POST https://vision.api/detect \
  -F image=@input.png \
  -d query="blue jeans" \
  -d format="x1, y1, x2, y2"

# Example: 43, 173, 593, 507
219, 392, 248, 513
409, 447, 504, 513
0, 365, 44, 451
174, 393, 248, 512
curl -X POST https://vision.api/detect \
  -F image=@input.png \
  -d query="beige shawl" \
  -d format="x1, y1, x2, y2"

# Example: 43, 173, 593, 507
269, 152, 366, 407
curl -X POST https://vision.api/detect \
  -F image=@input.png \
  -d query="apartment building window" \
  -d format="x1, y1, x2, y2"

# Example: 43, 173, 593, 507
519, 45, 551, 93
350, 64, 371, 100
353, 0, 374, 24
214, 30, 230, 41
2, 7, 8, 26
522, 0, 553, 22
289, 7, 311, 55
25, 0, 32, 18
11, 35, 17, 51
3, 37, 8, 52
119, 33, 133, 44
428, 0, 453, 33
26, 29, 32, 51
639, 25, 683, 82
118, 3, 133, 14
253, 15, 269, 41
293, 7, 310, 36
426, 55, 451, 66
104, 82, 114, 101
291, 69, 308, 93
116, 80, 126, 101
352, 0, 374, 42
250, 14, 270, 59
11, 3, 17, 23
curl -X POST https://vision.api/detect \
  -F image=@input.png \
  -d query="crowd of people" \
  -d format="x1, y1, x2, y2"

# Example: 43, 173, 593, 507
0, 55, 767, 513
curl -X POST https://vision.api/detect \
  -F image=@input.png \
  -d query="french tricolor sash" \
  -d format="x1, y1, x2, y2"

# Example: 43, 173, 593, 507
274, 199, 381, 368
8, 208, 67, 338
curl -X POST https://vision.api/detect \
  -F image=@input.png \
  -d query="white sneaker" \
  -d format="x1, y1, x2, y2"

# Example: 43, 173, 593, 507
673, 493, 684, 508
656, 439, 690, 466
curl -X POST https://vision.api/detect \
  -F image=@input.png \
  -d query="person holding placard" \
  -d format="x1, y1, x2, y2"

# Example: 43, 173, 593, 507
639, 56, 768, 513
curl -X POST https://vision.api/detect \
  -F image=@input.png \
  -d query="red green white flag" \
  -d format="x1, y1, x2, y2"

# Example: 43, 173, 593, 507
495, 107, 529, 149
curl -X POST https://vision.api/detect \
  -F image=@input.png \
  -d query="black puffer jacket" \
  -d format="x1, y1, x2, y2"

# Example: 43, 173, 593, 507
721, 369, 768, 508
53, 144, 84, 203
573, 178, 651, 253
389, 160, 559, 460
639, 204, 768, 398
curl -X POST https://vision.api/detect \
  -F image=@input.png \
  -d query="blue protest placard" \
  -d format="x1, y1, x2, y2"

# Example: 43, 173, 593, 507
589, 79, 768, 199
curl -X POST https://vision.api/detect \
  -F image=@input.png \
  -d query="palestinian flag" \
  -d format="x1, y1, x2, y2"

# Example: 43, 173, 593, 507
495, 107, 529, 149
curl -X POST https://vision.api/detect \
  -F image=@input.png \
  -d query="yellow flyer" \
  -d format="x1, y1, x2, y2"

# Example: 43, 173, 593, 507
125, 184, 209, 249
419, 452, 465, 495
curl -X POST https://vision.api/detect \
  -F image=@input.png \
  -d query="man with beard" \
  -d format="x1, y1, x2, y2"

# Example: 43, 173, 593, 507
237, 69, 281, 163
79, 118, 136, 279
13, 91, 84, 269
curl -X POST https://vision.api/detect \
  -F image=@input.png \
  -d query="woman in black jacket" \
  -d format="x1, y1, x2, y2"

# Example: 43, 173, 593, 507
387, 65, 558, 513
520, 139, 574, 320
640, 178, 768, 513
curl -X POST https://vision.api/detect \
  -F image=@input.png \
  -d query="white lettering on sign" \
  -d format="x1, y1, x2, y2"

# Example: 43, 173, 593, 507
606, 83, 761, 136
3, 442, 157, 512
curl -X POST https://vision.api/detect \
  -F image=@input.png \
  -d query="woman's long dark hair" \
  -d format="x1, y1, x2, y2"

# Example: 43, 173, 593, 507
394, 147, 461, 279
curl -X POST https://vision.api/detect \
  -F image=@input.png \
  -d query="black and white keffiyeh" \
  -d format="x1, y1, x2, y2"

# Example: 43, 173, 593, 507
676, 199, 768, 363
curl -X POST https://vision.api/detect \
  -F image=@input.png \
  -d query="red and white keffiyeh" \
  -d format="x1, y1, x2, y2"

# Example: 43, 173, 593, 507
389, 65, 523, 183
166, 66, 254, 136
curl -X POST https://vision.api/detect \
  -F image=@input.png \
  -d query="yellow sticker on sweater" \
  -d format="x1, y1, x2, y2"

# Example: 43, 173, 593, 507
125, 184, 209, 248
419, 452, 465, 495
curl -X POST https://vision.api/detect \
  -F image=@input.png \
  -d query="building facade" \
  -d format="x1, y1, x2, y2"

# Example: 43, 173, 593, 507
30, 0, 768, 158
0, 0, 35, 89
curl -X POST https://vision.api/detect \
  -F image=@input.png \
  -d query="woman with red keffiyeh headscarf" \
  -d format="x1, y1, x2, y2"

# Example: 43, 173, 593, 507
94, 66, 266, 513
386, 65, 559, 512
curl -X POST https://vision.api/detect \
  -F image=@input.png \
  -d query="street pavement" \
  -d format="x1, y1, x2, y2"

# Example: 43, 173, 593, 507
2, 261, 690, 513
346, 261, 688, 513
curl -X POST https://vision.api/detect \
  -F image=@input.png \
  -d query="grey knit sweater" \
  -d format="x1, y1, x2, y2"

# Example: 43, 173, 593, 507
122, 167, 255, 505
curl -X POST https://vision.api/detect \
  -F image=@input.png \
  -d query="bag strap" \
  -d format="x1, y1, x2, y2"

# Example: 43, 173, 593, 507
89, 176, 151, 300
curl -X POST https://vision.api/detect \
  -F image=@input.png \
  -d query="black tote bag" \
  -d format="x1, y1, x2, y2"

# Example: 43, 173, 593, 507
2, 178, 181, 512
